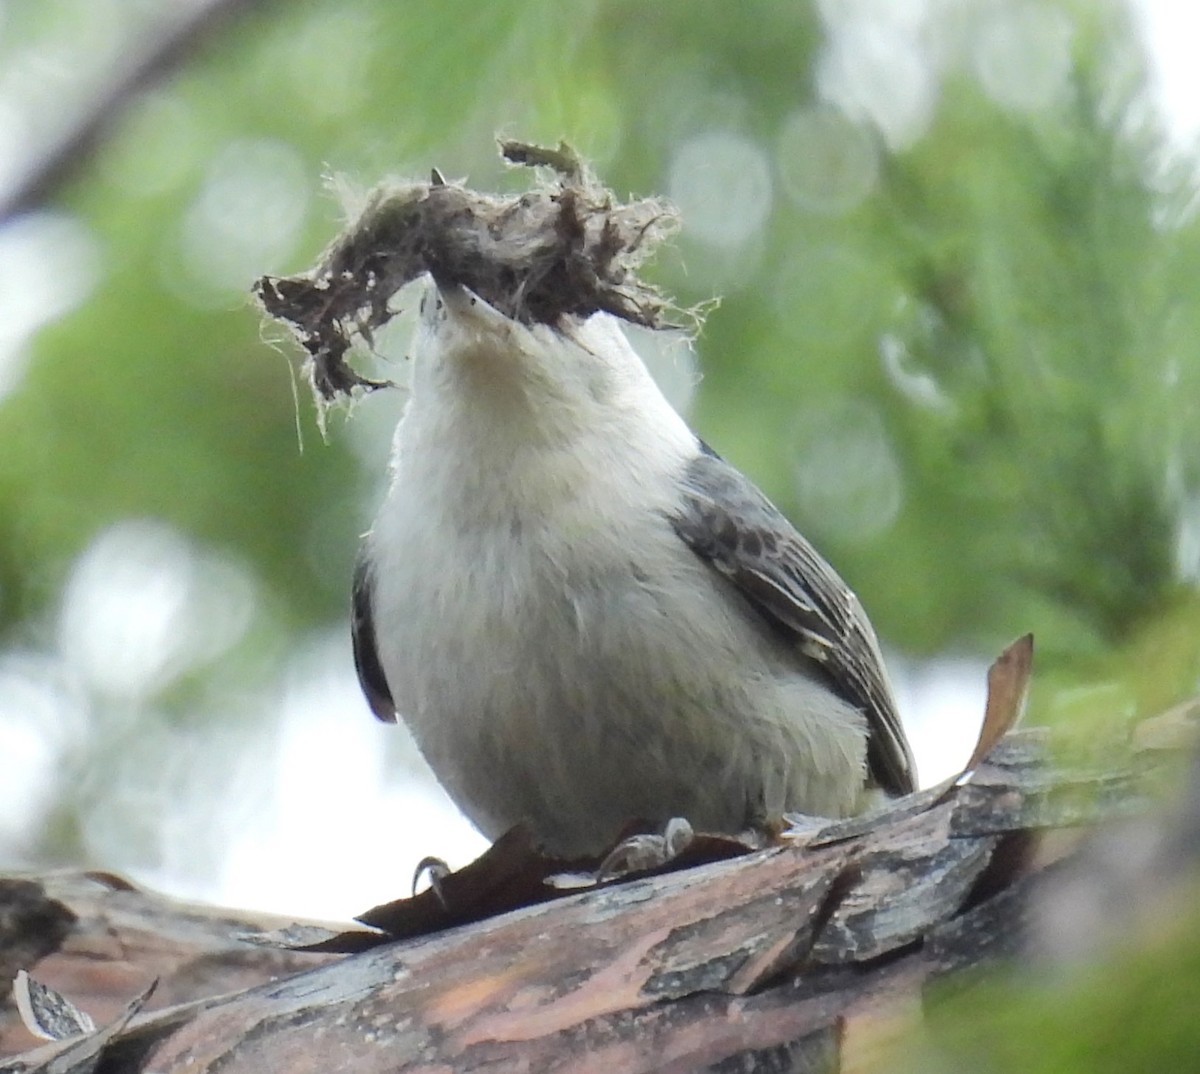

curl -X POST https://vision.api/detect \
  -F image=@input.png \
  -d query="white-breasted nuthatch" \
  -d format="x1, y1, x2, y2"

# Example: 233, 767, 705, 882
352, 280, 917, 857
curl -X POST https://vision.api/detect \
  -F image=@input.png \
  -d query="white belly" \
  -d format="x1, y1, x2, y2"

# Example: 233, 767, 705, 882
368, 465, 869, 856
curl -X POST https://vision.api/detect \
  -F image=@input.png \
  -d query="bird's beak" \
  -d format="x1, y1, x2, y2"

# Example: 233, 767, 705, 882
427, 279, 531, 356
437, 281, 512, 331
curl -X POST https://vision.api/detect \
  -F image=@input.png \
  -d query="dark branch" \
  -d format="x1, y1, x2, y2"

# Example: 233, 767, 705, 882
0, 0, 276, 224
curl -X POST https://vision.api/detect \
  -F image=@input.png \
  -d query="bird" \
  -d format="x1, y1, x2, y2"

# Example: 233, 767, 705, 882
351, 279, 917, 859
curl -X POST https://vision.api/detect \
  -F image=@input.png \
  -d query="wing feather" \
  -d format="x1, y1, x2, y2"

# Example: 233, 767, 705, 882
671, 449, 917, 796
352, 554, 398, 723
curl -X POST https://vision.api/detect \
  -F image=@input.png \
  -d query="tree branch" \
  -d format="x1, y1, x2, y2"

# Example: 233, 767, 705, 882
0, 0, 277, 224
2, 703, 1194, 1074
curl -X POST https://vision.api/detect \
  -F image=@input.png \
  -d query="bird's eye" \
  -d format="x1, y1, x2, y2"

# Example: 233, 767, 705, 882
435, 297, 443, 311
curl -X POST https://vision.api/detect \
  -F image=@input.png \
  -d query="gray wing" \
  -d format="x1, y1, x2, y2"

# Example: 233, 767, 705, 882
670, 448, 917, 796
352, 554, 397, 723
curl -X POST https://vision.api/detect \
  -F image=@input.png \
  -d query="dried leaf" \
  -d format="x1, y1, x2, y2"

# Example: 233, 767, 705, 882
289, 822, 754, 951
12, 970, 94, 1042
964, 633, 1034, 774
7, 978, 155, 1074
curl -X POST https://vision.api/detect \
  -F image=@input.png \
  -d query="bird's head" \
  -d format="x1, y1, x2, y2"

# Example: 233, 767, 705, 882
407, 276, 663, 426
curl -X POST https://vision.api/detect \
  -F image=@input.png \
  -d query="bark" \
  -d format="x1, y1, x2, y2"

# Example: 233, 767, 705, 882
1, 691, 1194, 1074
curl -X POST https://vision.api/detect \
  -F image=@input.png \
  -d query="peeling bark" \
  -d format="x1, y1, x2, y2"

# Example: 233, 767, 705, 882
2, 694, 1194, 1074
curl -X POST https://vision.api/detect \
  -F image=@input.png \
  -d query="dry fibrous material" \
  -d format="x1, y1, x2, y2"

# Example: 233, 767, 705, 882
255, 139, 683, 405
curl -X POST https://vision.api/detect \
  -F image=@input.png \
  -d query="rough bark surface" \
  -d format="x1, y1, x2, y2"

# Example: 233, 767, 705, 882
2, 698, 1193, 1074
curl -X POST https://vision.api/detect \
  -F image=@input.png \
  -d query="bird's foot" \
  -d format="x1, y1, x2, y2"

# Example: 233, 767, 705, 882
595, 816, 695, 882
412, 855, 452, 907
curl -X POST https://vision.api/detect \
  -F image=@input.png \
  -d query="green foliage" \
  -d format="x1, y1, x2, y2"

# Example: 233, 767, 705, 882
4, 0, 1194, 667
921, 897, 1200, 1074
2, 0, 1199, 937
2, 0, 1198, 745
2, 0, 1200, 1059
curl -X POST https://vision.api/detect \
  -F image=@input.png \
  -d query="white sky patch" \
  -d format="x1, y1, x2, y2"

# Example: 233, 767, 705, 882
59, 519, 257, 703
0, 212, 99, 403
891, 654, 988, 787
0, 652, 89, 856
1135, 0, 1200, 150
214, 632, 488, 919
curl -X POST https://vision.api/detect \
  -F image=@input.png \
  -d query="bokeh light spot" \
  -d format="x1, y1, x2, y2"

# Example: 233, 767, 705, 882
285, 8, 380, 121
879, 330, 953, 411
0, 211, 99, 402
777, 106, 879, 215
668, 130, 774, 249
816, 5, 937, 149
59, 519, 257, 702
176, 138, 310, 299
790, 396, 903, 541
973, 4, 1074, 114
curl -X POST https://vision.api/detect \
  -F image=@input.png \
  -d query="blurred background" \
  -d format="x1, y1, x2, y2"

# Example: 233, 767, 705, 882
7, 2, 1200, 1066
1, 0, 1199, 950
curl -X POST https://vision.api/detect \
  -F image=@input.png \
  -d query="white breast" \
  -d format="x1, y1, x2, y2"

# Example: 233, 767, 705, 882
366, 314, 869, 855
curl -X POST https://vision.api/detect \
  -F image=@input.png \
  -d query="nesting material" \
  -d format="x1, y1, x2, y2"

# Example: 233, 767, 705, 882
255, 139, 683, 405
